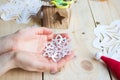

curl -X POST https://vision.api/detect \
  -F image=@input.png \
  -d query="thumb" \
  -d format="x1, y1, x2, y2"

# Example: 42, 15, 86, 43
41, 62, 58, 73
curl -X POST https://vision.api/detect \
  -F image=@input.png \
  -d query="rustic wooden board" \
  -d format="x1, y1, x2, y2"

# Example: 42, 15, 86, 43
44, 0, 111, 80
0, 0, 117, 79
89, 0, 120, 80
0, 69, 42, 80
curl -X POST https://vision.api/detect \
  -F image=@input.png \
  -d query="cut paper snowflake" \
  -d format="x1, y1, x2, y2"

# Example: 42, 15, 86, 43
93, 20, 120, 61
0, 0, 43, 23
42, 34, 71, 62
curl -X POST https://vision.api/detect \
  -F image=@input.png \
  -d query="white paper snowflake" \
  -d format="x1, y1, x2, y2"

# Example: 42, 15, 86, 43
0, 0, 42, 23
93, 20, 120, 61
42, 34, 71, 62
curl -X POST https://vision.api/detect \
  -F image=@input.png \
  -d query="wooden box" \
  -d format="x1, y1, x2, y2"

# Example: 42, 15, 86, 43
41, 6, 69, 29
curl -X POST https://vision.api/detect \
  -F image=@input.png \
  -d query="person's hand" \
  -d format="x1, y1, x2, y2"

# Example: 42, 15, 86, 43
13, 50, 74, 73
0, 47, 74, 76
0, 27, 74, 76
12, 33, 74, 73
12, 26, 53, 53
0, 26, 53, 54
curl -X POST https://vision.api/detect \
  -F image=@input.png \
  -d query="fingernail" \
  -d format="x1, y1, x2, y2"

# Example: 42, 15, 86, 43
50, 70, 57, 74
74, 55, 77, 58
58, 68, 62, 72
50, 68, 57, 74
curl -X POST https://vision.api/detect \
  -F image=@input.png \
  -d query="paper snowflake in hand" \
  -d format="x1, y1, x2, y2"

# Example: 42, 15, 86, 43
42, 34, 71, 62
0, 0, 42, 23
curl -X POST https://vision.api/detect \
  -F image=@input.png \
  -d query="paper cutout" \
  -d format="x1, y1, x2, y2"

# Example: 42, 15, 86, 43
0, 0, 42, 23
93, 20, 120, 61
42, 34, 71, 62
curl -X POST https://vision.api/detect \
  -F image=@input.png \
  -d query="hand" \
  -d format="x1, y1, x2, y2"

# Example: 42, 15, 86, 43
13, 33, 74, 73
0, 27, 74, 76
14, 50, 74, 73
0, 26, 53, 54
12, 26, 53, 53
0, 49, 74, 76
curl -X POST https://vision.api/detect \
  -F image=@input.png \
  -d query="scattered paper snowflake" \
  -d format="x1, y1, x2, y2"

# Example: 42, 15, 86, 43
0, 0, 42, 23
93, 20, 120, 61
42, 34, 71, 62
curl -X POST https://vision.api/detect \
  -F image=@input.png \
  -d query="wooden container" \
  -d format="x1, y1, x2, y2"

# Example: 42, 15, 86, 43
41, 6, 69, 29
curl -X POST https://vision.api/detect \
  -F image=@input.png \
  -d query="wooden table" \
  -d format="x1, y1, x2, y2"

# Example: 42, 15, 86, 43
0, 0, 120, 80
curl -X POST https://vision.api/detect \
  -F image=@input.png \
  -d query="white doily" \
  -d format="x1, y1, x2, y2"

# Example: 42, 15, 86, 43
42, 34, 71, 62
93, 20, 120, 61
0, 0, 42, 23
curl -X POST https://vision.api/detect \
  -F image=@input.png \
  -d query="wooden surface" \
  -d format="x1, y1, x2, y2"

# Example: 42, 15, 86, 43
0, 0, 120, 80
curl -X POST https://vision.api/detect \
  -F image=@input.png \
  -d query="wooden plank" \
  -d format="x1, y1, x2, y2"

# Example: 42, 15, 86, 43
44, 0, 111, 80
89, 0, 120, 25
89, 0, 120, 80
0, 69, 42, 80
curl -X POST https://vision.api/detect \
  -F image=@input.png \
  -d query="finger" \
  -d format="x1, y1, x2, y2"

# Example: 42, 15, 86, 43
60, 33, 69, 39
31, 26, 53, 35
53, 33, 69, 39
47, 33, 70, 42
42, 28, 52, 35
35, 57, 57, 73
39, 62, 58, 73
49, 60, 58, 73
60, 33, 71, 42
62, 51, 75, 61
47, 34, 54, 41
57, 51, 74, 68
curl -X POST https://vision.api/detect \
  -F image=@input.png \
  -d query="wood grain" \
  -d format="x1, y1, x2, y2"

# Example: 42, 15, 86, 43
0, 0, 119, 79
0, 69, 42, 80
